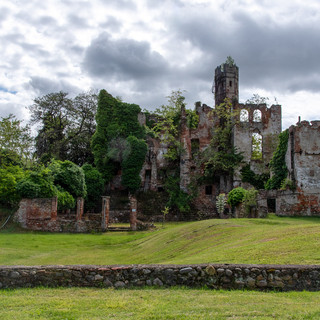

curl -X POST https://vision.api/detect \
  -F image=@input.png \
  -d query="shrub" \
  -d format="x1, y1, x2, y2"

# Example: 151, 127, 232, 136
0, 165, 25, 207
57, 188, 75, 211
16, 168, 57, 199
227, 187, 246, 208
82, 163, 104, 211
48, 160, 87, 198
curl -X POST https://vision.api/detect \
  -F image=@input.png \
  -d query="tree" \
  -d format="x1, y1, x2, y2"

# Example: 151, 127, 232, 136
0, 114, 33, 165
29, 90, 97, 165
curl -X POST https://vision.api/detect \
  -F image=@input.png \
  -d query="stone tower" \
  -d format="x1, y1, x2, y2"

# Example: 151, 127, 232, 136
214, 59, 239, 106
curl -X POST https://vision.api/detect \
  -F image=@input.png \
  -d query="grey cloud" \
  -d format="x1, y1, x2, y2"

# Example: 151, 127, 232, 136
166, 8, 320, 94
28, 77, 81, 97
82, 33, 168, 80
68, 14, 90, 28
100, 16, 123, 32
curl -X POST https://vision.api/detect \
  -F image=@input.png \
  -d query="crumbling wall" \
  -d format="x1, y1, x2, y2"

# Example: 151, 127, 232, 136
233, 104, 281, 186
274, 120, 320, 216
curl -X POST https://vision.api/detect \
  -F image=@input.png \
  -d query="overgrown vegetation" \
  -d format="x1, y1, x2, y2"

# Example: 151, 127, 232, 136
91, 90, 146, 185
265, 129, 289, 190
202, 99, 243, 178
240, 163, 269, 189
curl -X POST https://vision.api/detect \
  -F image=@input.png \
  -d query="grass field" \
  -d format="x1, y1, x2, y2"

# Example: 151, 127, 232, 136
1, 214, 320, 265
1, 287, 320, 319
1, 215, 320, 319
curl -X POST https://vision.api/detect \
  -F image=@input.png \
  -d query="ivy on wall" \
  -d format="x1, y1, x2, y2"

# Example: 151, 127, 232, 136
91, 90, 146, 184
265, 129, 289, 190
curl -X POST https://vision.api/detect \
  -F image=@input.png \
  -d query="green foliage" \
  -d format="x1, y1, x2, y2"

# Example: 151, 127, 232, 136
121, 136, 147, 193
243, 188, 258, 216
0, 114, 33, 165
0, 165, 25, 207
91, 90, 145, 182
0, 149, 22, 167
251, 133, 262, 160
225, 56, 235, 66
48, 160, 87, 198
240, 164, 269, 190
29, 90, 97, 165
216, 193, 227, 215
227, 187, 246, 208
164, 175, 191, 213
265, 129, 289, 190
56, 188, 75, 211
203, 99, 243, 177
82, 163, 104, 211
16, 168, 57, 199
280, 178, 295, 191
152, 90, 199, 161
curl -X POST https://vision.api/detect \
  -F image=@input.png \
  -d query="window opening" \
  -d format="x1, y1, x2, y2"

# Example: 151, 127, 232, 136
252, 132, 262, 160
240, 109, 249, 122
253, 109, 262, 122
205, 185, 213, 195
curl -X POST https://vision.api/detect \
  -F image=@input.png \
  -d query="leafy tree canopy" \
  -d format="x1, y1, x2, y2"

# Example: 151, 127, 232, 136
29, 90, 97, 165
0, 114, 33, 165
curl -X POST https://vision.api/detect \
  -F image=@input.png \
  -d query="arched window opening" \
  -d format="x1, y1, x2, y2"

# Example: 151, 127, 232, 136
240, 109, 249, 122
252, 132, 262, 160
253, 109, 262, 122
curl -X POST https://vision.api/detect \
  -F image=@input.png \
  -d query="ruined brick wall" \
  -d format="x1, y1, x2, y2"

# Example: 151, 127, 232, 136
14, 198, 102, 232
275, 120, 320, 216
233, 104, 281, 186
14, 198, 58, 228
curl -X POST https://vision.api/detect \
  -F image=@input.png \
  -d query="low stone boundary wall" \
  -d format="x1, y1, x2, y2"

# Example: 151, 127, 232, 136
1, 264, 320, 291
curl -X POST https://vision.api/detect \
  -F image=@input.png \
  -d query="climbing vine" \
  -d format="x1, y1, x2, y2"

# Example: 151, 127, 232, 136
265, 129, 289, 190
91, 90, 145, 183
240, 164, 269, 190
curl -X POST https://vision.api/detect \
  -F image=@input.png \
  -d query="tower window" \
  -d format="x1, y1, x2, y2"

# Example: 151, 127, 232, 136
229, 81, 232, 87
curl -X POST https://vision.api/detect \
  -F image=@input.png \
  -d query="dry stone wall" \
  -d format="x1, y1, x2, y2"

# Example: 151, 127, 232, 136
1, 264, 320, 291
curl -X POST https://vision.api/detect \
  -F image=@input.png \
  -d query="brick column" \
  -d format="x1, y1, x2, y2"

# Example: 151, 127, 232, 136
51, 197, 58, 220
101, 196, 110, 232
129, 195, 137, 231
76, 197, 84, 221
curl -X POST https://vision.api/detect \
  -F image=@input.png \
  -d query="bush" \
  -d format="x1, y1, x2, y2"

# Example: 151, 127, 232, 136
57, 188, 75, 211
0, 165, 25, 207
82, 163, 104, 211
227, 187, 246, 208
16, 168, 57, 199
48, 160, 87, 198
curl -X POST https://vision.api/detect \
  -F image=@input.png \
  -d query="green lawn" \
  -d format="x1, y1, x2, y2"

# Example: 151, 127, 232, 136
1, 287, 320, 320
1, 214, 320, 265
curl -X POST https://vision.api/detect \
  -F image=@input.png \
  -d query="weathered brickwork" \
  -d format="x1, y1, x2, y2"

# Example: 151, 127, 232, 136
1, 264, 320, 292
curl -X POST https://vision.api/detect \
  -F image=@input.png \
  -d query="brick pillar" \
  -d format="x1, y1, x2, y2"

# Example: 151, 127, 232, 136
51, 197, 58, 220
101, 196, 110, 232
76, 197, 84, 221
129, 195, 137, 231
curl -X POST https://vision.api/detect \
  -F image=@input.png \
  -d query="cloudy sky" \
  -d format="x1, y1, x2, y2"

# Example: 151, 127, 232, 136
1, 0, 320, 130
